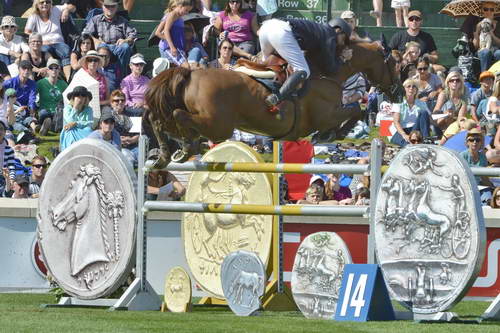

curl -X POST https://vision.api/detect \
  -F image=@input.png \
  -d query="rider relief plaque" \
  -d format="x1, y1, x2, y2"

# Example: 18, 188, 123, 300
374, 145, 486, 314
182, 142, 273, 298
221, 250, 265, 316
37, 139, 137, 299
291, 232, 352, 319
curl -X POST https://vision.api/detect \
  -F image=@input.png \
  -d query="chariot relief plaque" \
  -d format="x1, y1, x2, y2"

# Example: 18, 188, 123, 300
291, 232, 352, 319
38, 139, 137, 299
182, 142, 273, 298
221, 250, 265, 316
164, 266, 192, 312
374, 145, 486, 314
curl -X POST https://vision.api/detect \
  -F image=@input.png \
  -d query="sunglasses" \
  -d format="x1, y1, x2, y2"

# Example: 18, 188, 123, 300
468, 137, 482, 143
410, 139, 421, 144
48, 66, 59, 70
112, 99, 125, 103
132, 63, 145, 66
229, 0, 241, 4
87, 58, 100, 63
33, 164, 47, 169
483, 7, 495, 12
222, 46, 233, 50
103, 119, 115, 124
2, 25, 16, 30
405, 85, 417, 89
449, 78, 461, 83
39, 0, 52, 4
417, 67, 428, 71
104, 4, 118, 9
409, 16, 421, 22
30, 40, 42, 43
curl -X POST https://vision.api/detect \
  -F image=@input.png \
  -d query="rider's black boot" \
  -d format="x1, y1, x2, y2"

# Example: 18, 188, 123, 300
265, 70, 308, 107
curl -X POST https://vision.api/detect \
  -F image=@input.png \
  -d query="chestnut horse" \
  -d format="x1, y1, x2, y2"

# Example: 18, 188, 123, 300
144, 42, 401, 167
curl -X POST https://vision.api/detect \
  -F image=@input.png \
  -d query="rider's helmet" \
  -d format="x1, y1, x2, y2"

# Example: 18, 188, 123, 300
328, 18, 352, 39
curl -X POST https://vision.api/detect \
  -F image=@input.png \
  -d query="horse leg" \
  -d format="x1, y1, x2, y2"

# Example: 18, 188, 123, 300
149, 113, 172, 169
171, 108, 201, 163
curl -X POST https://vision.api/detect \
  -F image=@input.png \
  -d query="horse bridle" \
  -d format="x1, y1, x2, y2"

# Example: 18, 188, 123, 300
375, 51, 401, 100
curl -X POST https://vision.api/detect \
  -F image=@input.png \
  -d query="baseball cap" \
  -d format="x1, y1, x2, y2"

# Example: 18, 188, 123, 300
5, 88, 16, 98
340, 10, 356, 19
47, 58, 60, 68
130, 53, 146, 65
408, 10, 422, 19
14, 174, 29, 186
99, 112, 115, 123
479, 71, 495, 81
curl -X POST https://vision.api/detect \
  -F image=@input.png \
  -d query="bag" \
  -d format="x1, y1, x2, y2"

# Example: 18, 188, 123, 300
16, 130, 35, 145
457, 55, 480, 84
52, 101, 64, 133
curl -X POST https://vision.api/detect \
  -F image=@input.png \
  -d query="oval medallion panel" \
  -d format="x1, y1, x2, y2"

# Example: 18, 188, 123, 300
374, 145, 486, 313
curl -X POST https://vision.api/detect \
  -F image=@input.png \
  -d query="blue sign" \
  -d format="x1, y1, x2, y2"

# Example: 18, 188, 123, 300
335, 264, 395, 321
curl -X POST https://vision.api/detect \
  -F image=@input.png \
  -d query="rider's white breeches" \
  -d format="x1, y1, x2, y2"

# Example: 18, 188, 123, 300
259, 19, 311, 78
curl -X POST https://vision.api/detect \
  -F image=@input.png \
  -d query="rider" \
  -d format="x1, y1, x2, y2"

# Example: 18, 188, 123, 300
259, 17, 353, 108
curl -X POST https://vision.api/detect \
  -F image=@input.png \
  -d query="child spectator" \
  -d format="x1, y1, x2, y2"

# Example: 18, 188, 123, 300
24, 0, 76, 81
0, 86, 16, 146
214, 0, 259, 60
184, 24, 208, 68
0, 16, 29, 66
3, 60, 38, 133
21, 33, 51, 81
0, 118, 16, 196
323, 173, 352, 203
491, 187, 500, 208
156, 0, 193, 68
400, 41, 420, 82
60, 86, 93, 151
120, 53, 149, 114
70, 33, 95, 72
36, 58, 68, 136
28, 155, 48, 198
97, 44, 122, 91
408, 129, 423, 144
471, 71, 495, 123
370, 0, 383, 27
88, 111, 121, 149
297, 183, 324, 205
392, 0, 410, 28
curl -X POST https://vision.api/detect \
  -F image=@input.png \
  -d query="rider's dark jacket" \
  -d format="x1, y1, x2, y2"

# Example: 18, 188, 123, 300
285, 19, 342, 75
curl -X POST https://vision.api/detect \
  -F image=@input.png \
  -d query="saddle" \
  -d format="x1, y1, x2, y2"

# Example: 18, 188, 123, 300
234, 54, 290, 85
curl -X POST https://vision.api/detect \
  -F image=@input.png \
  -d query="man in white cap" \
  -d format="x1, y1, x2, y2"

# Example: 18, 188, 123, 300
36, 58, 68, 135
340, 11, 373, 43
0, 16, 28, 66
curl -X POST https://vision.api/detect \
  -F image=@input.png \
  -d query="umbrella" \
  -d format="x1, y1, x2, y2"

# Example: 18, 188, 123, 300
440, 0, 500, 18
443, 130, 492, 152
183, 13, 210, 33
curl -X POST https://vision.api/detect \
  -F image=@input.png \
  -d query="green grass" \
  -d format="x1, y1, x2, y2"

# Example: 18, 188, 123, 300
1, 294, 499, 332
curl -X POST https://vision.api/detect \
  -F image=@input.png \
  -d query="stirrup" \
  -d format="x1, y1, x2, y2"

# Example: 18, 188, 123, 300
265, 93, 281, 107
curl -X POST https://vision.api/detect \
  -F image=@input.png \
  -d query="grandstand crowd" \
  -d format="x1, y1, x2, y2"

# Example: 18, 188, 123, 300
1, 0, 500, 208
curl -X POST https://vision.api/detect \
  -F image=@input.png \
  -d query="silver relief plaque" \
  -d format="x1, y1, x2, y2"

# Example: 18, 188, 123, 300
37, 139, 137, 299
374, 145, 486, 314
291, 232, 352, 319
221, 250, 265, 316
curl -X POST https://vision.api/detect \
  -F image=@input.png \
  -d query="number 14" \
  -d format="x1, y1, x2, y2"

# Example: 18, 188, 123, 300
340, 273, 367, 317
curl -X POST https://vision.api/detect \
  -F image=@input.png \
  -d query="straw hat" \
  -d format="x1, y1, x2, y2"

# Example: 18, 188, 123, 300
79, 50, 104, 69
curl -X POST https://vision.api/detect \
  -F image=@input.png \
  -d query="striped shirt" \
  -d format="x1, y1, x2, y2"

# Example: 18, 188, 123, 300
1, 139, 16, 179
83, 13, 137, 45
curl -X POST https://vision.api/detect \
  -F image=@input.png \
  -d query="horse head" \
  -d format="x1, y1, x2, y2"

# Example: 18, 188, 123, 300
348, 40, 403, 103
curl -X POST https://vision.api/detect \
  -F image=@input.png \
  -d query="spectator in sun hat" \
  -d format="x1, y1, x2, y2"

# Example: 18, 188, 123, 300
120, 53, 149, 114
79, 50, 110, 106
60, 86, 94, 151
471, 71, 495, 122
88, 111, 121, 149
36, 58, 68, 136
0, 16, 29, 66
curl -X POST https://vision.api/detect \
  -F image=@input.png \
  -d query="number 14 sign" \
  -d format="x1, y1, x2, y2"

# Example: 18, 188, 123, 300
334, 264, 395, 321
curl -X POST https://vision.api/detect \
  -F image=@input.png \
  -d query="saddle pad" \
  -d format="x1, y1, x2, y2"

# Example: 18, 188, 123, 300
234, 66, 275, 79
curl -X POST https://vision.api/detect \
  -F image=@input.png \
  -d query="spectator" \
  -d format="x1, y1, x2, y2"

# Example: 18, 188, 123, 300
471, 71, 495, 123
28, 155, 47, 198
70, 33, 95, 72
415, 56, 442, 111
491, 187, 500, 208
214, 0, 259, 60
61, 0, 104, 19
353, 186, 370, 206
155, 0, 193, 68
36, 58, 68, 136
486, 78, 500, 120
97, 44, 122, 91
146, 148, 186, 201
460, 128, 493, 187
21, 33, 51, 81
88, 111, 121, 149
392, 0, 410, 28
120, 53, 149, 113
109, 89, 139, 166
60, 86, 93, 151
0, 16, 29, 66
184, 24, 209, 68
370, 0, 383, 27
388, 10, 441, 72
473, 2, 500, 72
83, 0, 138, 75
408, 129, 423, 144
208, 39, 236, 69
1, 88, 16, 147
297, 183, 324, 205
3, 60, 38, 133
389, 78, 433, 146
400, 41, 420, 82
439, 117, 477, 145
433, 71, 467, 132
10, 174, 30, 199
24, 0, 75, 81
342, 72, 367, 109
323, 173, 352, 203
341, 11, 372, 43
79, 50, 110, 106
0, 118, 16, 196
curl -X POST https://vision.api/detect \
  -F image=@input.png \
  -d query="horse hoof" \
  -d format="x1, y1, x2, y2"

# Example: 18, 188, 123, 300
151, 156, 169, 170
172, 149, 190, 163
